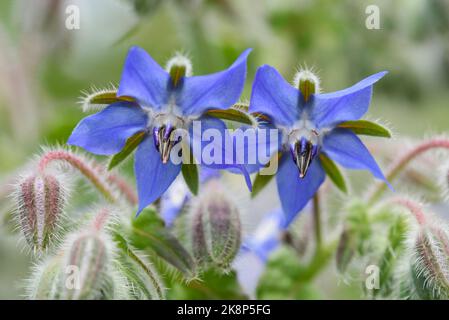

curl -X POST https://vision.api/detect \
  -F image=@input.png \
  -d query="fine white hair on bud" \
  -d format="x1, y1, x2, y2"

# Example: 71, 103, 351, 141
25, 256, 63, 300
59, 209, 115, 300
24, 208, 130, 300
414, 224, 449, 298
115, 247, 166, 300
78, 84, 118, 112
392, 201, 449, 299
189, 180, 242, 271
293, 65, 321, 102
61, 232, 110, 300
14, 171, 67, 253
165, 52, 193, 87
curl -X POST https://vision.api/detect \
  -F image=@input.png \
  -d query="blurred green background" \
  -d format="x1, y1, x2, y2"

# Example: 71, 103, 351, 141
0, 0, 448, 299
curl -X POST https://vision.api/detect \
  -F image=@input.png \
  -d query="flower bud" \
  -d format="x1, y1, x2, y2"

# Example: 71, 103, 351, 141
409, 225, 449, 299
26, 256, 63, 300
190, 182, 242, 270
116, 249, 166, 300
60, 230, 112, 300
293, 68, 320, 102
335, 227, 356, 273
14, 172, 66, 252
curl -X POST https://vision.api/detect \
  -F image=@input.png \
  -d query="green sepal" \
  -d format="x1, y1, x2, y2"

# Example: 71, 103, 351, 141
169, 65, 186, 87
108, 131, 146, 170
252, 173, 275, 198
319, 153, 347, 193
338, 120, 391, 138
181, 163, 199, 196
251, 152, 282, 198
205, 108, 254, 125
89, 91, 134, 105
181, 143, 199, 195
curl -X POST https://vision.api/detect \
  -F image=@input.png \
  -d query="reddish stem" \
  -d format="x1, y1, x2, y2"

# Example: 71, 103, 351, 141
38, 150, 137, 205
107, 174, 138, 206
92, 208, 110, 231
368, 138, 449, 203
390, 197, 426, 225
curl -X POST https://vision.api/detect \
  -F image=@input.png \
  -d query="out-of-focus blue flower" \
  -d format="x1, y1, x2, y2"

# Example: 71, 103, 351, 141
160, 167, 220, 227
241, 208, 287, 261
234, 208, 287, 298
68, 46, 251, 213
249, 66, 390, 223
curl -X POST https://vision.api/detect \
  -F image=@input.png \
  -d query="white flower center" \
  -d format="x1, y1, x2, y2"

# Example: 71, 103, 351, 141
282, 112, 320, 147
143, 97, 191, 131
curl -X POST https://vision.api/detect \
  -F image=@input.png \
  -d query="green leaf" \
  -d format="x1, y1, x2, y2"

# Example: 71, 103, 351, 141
128, 208, 196, 278
319, 154, 347, 193
338, 120, 391, 138
108, 131, 145, 170
256, 247, 321, 299
181, 163, 199, 195
205, 108, 253, 125
168, 269, 247, 300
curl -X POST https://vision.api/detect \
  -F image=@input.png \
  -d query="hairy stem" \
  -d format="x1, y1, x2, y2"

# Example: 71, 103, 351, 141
313, 193, 322, 250
106, 173, 138, 206
91, 208, 111, 231
368, 138, 449, 203
389, 197, 426, 225
38, 150, 137, 204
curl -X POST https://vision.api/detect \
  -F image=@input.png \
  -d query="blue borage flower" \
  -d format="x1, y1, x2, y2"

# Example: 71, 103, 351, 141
68, 46, 252, 213
249, 65, 391, 223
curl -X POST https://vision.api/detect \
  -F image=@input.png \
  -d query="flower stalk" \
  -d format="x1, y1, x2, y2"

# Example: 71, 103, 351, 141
37, 150, 137, 205
368, 138, 449, 203
312, 193, 322, 249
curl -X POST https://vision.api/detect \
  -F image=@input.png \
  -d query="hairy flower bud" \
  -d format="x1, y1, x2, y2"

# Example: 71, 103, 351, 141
409, 224, 449, 299
190, 182, 242, 270
392, 202, 449, 299
116, 249, 166, 300
14, 172, 66, 252
26, 256, 63, 300
335, 227, 356, 273
60, 229, 112, 300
